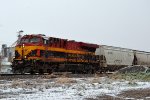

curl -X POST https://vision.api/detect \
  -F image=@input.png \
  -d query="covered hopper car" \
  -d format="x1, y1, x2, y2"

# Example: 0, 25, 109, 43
133, 50, 150, 66
95, 45, 150, 72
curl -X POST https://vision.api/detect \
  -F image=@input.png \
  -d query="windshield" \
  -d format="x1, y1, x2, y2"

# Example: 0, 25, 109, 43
20, 38, 29, 43
20, 37, 41, 43
30, 37, 40, 43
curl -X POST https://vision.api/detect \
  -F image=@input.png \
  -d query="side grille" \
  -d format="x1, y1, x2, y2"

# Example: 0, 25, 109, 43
27, 50, 37, 57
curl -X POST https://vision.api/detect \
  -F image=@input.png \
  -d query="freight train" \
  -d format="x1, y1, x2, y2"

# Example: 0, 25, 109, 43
12, 34, 99, 74
12, 34, 150, 74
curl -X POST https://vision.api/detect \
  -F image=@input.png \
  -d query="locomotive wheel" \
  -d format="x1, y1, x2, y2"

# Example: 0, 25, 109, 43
30, 70, 35, 75
39, 69, 44, 75
47, 69, 53, 74
72, 70, 77, 74
20, 69, 25, 75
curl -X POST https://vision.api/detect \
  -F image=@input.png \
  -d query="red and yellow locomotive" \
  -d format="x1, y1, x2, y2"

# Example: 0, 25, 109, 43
12, 34, 99, 74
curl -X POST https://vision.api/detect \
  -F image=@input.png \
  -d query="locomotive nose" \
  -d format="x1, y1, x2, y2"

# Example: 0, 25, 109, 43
15, 45, 29, 59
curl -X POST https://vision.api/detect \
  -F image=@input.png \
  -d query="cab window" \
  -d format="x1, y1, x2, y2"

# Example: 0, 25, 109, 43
30, 37, 41, 43
20, 38, 29, 43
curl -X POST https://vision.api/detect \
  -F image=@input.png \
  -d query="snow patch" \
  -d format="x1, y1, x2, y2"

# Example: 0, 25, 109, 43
0, 77, 150, 100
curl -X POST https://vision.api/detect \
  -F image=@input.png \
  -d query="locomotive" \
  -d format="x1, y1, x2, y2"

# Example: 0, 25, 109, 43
12, 34, 99, 74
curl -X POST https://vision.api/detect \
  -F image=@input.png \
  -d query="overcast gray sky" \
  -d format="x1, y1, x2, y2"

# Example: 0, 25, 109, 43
0, 0, 150, 51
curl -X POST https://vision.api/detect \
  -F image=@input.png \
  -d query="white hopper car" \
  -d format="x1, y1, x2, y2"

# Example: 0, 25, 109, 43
95, 45, 150, 71
134, 51, 150, 66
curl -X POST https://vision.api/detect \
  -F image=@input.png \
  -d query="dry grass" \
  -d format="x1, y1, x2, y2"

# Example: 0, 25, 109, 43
90, 78, 101, 84
11, 79, 37, 89
11, 80, 23, 88
56, 78, 77, 84
111, 73, 150, 81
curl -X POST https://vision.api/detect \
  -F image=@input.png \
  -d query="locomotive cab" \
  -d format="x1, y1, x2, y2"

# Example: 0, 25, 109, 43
15, 35, 44, 60
19, 35, 43, 45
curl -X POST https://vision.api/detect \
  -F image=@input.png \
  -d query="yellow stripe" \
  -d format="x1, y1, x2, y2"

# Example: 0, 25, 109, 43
15, 46, 95, 55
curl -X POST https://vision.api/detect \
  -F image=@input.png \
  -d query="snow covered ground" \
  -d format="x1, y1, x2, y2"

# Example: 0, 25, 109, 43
0, 76, 150, 100
0, 57, 12, 74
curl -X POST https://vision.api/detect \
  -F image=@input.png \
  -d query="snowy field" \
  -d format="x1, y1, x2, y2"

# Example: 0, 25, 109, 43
0, 76, 150, 100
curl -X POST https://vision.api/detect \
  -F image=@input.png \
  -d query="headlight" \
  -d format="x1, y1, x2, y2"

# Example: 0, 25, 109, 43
23, 44, 25, 48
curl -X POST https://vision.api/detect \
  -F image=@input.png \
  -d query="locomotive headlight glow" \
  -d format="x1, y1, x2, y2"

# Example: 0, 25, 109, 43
23, 44, 25, 48
24, 56, 27, 59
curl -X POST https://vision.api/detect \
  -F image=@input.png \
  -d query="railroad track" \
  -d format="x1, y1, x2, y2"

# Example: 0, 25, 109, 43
0, 72, 113, 80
